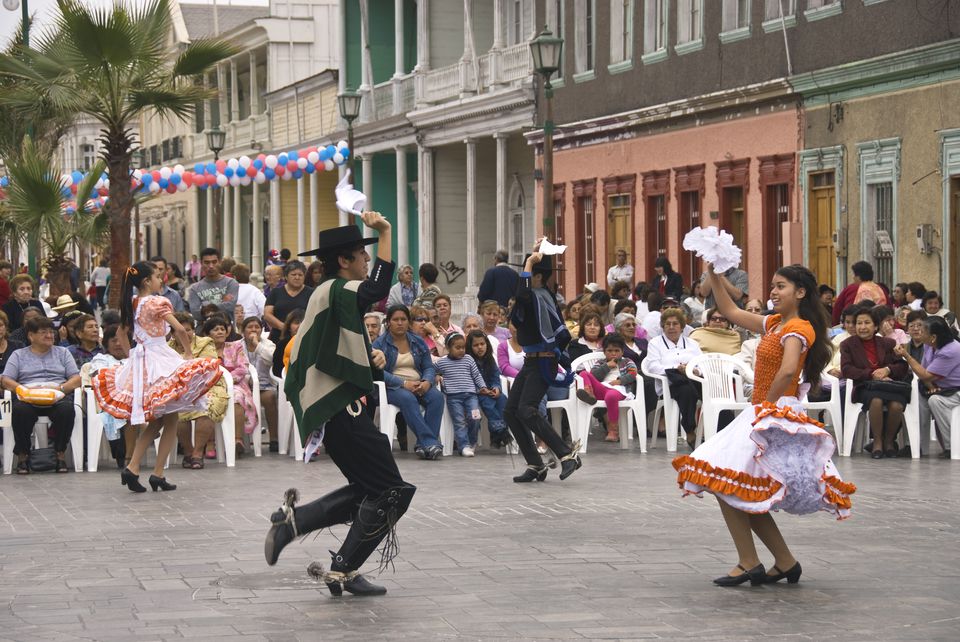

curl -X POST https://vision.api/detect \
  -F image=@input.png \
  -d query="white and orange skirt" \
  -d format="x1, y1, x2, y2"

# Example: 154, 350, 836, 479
673, 397, 855, 519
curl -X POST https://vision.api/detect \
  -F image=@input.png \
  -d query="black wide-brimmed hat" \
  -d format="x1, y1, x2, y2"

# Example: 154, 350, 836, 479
511, 254, 564, 274
298, 225, 377, 257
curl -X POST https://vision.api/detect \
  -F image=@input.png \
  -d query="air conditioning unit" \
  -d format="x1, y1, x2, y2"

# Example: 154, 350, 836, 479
916, 224, 934, 255
832, 228, 847, 257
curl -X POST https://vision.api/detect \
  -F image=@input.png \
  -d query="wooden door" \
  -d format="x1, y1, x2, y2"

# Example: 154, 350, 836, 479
950, 178, 960, 310
607, 193, 632, 267
808, 172, 836, 289
721, 186, 746, 263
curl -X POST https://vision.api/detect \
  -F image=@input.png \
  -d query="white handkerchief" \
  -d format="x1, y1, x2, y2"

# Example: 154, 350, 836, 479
539, 239, 567, 255
335, 170, 366, 217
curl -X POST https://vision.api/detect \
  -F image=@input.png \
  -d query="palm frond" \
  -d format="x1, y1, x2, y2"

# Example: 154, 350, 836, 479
173, 39, 237, 78
5, 137, 70, 257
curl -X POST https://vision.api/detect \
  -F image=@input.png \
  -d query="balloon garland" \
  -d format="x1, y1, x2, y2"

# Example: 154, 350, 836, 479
0, 141, 352, 215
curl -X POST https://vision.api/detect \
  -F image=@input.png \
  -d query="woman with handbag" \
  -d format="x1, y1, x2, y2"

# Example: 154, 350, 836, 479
840, 307, 910, 458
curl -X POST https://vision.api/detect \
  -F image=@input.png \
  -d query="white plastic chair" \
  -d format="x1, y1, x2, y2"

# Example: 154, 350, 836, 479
376, 380, 453, 456
270, 369, 303, 460
841, 378, 920, 459
640, 357, 682, 452
570, 353, 647, 453
802, 371, 844, 450
2, 388, 84, 474
247, 364, 263, 457
684, 353, 753, 444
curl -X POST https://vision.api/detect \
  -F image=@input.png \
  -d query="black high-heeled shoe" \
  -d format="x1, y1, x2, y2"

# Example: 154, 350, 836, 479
148, 475, 177, 492
762, 561, 802, 584
513, 465, 548, 483
307, 563, 387, 596
121, 468, 147, 493
713, 563, 766, 587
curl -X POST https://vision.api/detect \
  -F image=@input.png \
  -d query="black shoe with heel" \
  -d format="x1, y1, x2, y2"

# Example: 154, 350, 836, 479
121, 468, 147, 493
148, 475, 176, 492
762, 562, 802, 584
713, 563, 766, 587
513, 465, 548, 483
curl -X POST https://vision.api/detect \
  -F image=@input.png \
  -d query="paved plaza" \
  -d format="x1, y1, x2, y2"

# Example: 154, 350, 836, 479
1, 437, 959, 641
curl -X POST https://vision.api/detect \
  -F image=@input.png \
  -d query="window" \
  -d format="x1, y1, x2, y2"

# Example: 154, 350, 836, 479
675, 163, 705, 284
641, 170, 668, 267
806, 0, 837, 8
579, 196, 595, 282
642, 0, 668, 61
676, 0, 702, 45
857, 138, 900, 291
548, 0, 565, 79
81, 144, 96, 172
764, 0, 795, 20
804, 0, 841, 20
758, 154, 794, 286
870, 183, 894, 287
554, 184, 566, 294
609, 0, 634, 66
513, 0, 522, 44
574, 0, 597, 76
721, 0, 751, 32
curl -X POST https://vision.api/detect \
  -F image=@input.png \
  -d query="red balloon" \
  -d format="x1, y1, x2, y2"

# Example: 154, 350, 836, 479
275, 165, 286, 176
151, 170, 161, 182
286, 160, 298, 172
257, 153, 267, 162
215, 159, 227, 172
70, 184, 78, 194
306, 146, 317, 154
315, 162, 324, 171
206, 174, 217, 186
166, 184, 177, 194
182, 172, 194, 187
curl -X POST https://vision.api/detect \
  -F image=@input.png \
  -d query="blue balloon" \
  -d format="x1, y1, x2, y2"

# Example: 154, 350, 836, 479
340, 148, 350, 159
71, 170, 83, 184
264, 167, 276, 180
237, 166, 249, 178
66, 206, 76, 214
61, 187, 71, 198
304, 163, 315, 174
278, 153, 288, 166
253, 159, 263, 170
224, 167, 234, 178
141, 174, 153, 186
194, 163, 204, 174
0, 176, 8, 187
292, 169, 303, 180
197, 183, 207, 191
170, 173, 181, 185
325, 145, 337, 157
206, 162, 216, 175
158, 178, 169, 189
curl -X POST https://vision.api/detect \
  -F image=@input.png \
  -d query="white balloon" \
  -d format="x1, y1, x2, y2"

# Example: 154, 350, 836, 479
240, 175, 251, 186
149, 182, 161, 193
281, 171, 292, 181
254, 172, 266, 184
131, 170, 141, 181
216, 174, 228, 187
177, 181, 188, 192
323, 159, 335, 172
173, 164, 185, 175
296, 157, 308, 170
239, 155, 251, 168
337, 140, 348, 150
103, 178, 109, 188
61, 175, 73, 188
307, 151, 320, 164
159, 167, 172, 180
229, 175, 240, 186
226, 158, 238, 170
265, 155, 278, 169
332, 152, 344, 165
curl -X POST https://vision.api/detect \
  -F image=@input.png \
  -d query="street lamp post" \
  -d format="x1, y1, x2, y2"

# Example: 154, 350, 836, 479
206, 125, 226, 247
530, 26, 563, 235
337, 89, 361, 177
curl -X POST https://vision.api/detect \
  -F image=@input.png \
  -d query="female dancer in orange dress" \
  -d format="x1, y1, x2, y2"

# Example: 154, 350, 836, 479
673, 264, 855, 586
94, 262, 221, 493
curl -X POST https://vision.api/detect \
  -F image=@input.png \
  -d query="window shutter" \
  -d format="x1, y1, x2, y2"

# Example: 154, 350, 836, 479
610, 0, 624, 62
722, 0, 738, 31
643, 0, 656, 52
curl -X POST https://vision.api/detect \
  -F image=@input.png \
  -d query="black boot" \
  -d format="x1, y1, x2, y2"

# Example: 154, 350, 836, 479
513, 465, 548, 482
264, 485, 359, 565
312, 484, 415, 594
108, 438, 126, 470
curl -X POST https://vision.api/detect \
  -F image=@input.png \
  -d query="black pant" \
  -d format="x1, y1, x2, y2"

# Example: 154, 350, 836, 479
95, 286, 106, 309
12, 397, 75, 455
668, 377, 702, 434
321, 406, 407, 499
504, 356, 571, 466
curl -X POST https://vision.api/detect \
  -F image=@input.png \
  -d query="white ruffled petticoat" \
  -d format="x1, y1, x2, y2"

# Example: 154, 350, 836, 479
673, 396, 855, 520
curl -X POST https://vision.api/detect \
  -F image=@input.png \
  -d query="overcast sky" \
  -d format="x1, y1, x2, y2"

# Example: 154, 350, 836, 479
0, 0, 268, 49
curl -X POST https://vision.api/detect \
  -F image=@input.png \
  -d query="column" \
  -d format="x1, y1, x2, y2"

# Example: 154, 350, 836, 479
417, 144, 434, 263
309, 172, 319, 245
249, 50, 259, 116
416, 0, 430, 71
495, 133, 508, 253
205, 189, 214, 249
217, 64, 228, 126
203, 75, 213, 130
296, 177, 306, 255
229, 59, 240, 122
493, 0, 504, 48
395, 146, 408, 267
392, 0, 406, 114
223, 182, 233, 257
362, 155, 374, 238
252, 181, 262, 274
269, 180, 281, 251
465, 139, 477, 290
338, 0, 348, 92
189, 197, 200, 260
232, 184, 242, 262
359, 0, 373, 121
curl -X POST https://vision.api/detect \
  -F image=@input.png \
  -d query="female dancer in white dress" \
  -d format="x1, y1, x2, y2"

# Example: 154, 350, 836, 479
673, 264, 856, 586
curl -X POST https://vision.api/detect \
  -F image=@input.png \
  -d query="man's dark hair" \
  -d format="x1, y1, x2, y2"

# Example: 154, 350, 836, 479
907, 281, 927, 299
149, 255, 167, 267
851, 261, 874, 282
818, 284, 836, 296
321, 246, 363, 278
646, 291, 664, 312
494, 250, 509, 264
906, 310, 927, 325
840, 304, 861, 322
419, 263, 439, 284
589, 290, 611, 309
602, 334, 626, 350
200, 247, 221, 260
613, 299, 636, 315
101, 310, 121, 327
280, 249, 292, 260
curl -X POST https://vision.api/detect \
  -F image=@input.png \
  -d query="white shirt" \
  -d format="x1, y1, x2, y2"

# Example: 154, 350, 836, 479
237, 283, 266, 319
606, 263, 634, 289
91, 266, 111, 287
644, 334, 703, 395
909, 299, 922, 311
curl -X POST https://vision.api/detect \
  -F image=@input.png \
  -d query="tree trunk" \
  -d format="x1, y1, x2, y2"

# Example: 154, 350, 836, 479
105, 131, 133, 311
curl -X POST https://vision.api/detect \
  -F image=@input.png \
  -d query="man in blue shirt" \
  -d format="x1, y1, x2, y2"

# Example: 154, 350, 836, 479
477, 250, 519, 308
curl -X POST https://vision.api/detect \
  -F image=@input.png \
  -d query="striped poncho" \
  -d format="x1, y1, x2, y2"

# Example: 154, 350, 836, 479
285, 277, 372, 441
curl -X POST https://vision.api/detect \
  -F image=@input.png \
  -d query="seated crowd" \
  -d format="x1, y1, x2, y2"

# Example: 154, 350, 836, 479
3, 250, 959, 474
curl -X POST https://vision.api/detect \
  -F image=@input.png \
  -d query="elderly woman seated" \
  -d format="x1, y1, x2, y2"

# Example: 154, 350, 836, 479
204, 315, 259, 458
241, 316, 278, 452
689, 307, 743, 355
1, 316, 81, 473
372, 305, 445, 460
643, 307, 703, 449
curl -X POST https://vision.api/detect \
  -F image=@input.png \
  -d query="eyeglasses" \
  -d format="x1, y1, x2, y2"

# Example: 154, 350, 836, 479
709, 316, 727, 322
413, 317, 429, 322
907, 323, 924, 330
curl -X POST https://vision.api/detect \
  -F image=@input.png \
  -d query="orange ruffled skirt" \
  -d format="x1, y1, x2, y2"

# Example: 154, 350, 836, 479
672, 397, 856, 519
93, 341, 222, 424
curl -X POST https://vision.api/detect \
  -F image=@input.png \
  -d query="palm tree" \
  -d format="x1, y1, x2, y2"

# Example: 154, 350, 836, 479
5, 136, 108, 297
0, 0, 235, 307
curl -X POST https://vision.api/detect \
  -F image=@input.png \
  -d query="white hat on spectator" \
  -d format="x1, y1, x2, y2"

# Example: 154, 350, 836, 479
584, 282, 600, 293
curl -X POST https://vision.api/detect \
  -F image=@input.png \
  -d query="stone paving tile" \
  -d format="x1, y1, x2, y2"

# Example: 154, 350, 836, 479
1, 441, 960, 640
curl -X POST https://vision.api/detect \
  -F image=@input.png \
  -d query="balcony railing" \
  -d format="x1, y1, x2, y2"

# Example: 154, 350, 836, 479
185, 111, 271, 160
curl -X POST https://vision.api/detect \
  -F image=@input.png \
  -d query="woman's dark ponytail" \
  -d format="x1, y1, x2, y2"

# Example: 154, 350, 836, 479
775, 264, 831, 391
119, 261, 155, 329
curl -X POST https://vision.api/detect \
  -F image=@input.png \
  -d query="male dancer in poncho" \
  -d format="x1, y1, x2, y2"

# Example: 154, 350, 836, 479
505, 243, 583, 482
264, 211, 416, 596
